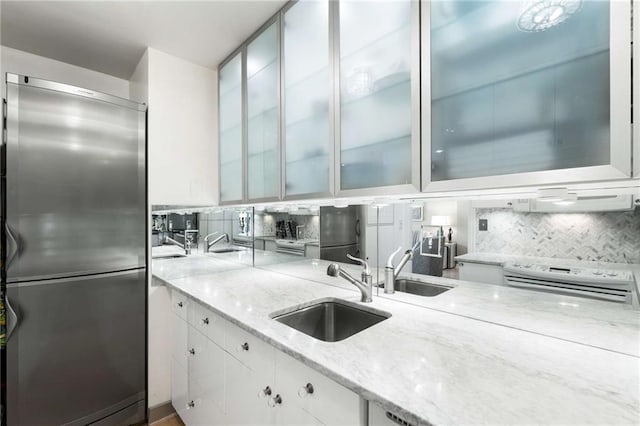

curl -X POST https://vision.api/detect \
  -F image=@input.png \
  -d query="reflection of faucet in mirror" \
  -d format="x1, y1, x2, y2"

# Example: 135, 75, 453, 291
166, 229, 198, 255
385, 246, 414, 294
205, 232, 229, 252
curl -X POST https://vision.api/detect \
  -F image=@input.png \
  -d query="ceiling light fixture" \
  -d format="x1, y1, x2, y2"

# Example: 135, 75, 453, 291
517, 0, 582, 32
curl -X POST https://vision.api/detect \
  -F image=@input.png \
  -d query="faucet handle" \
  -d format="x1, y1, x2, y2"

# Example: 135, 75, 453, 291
386, 246, 402, 268
347, 254, 370, 275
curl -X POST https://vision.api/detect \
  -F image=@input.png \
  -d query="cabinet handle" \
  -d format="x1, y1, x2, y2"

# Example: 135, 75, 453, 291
258, 386, 272, 398
202, 317, 209, 325
189, 348, 196, 355
268, 394, 282, 408
177, 301, 184, 308
297, 383, 314, 398
187, 400, 195, 408
237, 342, 249, 352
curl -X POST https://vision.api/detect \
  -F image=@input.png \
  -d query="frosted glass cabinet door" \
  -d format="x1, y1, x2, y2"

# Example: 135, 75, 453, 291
283, 0, 331, 198
247, 21, 280, 201
219, 53, 243, 203
338, 0, 419, 193
426, 0, 631, 189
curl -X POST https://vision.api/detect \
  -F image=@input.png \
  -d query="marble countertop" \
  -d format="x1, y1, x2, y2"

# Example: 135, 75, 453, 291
455, 252, 639, 270
152, 255, 640, 425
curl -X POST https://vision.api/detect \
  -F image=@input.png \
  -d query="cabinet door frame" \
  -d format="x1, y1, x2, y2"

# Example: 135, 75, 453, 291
633, 0, 639, 179
218, 47, 247, 206
280, 0, 335, 202
333, 0, 422, 198
421, 0, 632, 192
245, 14, 283, 204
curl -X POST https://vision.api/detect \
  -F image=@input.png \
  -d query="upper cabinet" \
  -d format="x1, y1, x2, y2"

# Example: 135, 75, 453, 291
337, 0, 420, 196
247, 20, 281, 202
283, 0, 332, 199
218, 0, 420, 204
423, 0, 632, 191
219, 53, 244, 204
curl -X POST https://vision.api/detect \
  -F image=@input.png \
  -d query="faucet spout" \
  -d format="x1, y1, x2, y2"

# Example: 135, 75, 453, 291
327, 263, 372, 303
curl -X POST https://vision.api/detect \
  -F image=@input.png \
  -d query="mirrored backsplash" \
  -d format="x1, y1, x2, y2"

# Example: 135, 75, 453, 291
152, 196, 639, 278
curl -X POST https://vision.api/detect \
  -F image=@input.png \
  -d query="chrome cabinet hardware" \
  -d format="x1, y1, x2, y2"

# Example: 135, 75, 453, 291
202, 317, 209, 325
268, 394, 283, 407
258, 386, 272, 398
239, 342, 249, 351
187, 401, 195, 408
188, 348, 196, 355
298, 382, 314, 397
177, 301, 183, 308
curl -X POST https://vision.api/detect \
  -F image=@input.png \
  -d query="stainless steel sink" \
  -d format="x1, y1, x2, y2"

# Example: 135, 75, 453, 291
272, 299, 390, 342
380, 279, 452, 297
210, 248, 243, 253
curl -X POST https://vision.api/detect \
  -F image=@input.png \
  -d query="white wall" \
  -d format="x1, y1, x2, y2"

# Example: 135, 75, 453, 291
136, 48, 218, 205
1, 46, 129, 98
130, 48, 219, 408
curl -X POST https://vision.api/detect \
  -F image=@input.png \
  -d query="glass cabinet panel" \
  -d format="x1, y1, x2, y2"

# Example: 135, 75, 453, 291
430, 0, 611, 181
247, 22, 280, 201
339, 0, 414, 191
219, 53, 243, 203
283, 0, 331, 197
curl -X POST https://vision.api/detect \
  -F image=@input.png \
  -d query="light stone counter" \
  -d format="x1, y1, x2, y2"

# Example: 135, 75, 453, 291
455, 252, 639, 270
153, 254, 639, 425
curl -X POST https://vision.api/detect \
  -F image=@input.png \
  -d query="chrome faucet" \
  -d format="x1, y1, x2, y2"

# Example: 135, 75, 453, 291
204, 232, 229, 252
327, 254, 372, 303
385, 246, 414, 294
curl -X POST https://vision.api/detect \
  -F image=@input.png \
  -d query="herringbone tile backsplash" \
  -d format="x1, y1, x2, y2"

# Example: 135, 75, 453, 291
474, 208, 640, 264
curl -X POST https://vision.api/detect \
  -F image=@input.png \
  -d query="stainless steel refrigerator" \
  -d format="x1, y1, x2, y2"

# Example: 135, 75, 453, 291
2, 74, 147, 425
319, 205, 362, 263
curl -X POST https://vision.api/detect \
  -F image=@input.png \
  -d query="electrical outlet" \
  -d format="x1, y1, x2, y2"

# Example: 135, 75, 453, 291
479, 219, 488, 231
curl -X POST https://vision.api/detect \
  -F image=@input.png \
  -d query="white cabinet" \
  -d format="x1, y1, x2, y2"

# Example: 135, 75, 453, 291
171, 292, 362, 426
422, 1, 632, 192
458, 262, 504, 286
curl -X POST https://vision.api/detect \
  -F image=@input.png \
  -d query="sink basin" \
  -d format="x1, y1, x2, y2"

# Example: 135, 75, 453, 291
386, 279, 452, 297
272, 299, 390, 342
210, 248, 243, 253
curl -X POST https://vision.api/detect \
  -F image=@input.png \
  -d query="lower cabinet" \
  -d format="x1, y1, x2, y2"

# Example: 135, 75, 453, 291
458, 262, 505, 286
171, 290, 361, 426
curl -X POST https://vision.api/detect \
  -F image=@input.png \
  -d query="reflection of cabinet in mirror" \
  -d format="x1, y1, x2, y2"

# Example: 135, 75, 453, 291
423, 1, 631, 192
336, 0, 420, 196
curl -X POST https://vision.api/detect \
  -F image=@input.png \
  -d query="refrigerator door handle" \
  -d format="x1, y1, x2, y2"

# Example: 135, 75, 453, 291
6, 296, 18, 341
5, 223, 19, 269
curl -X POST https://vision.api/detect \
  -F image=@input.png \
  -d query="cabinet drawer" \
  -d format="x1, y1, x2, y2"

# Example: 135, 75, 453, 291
171, 314, 188, 368
225, 321, 275, 384
171, 358, 189, 421
189, 301, 226, 347
171, 289, 188, 320
275, 351, 360, 426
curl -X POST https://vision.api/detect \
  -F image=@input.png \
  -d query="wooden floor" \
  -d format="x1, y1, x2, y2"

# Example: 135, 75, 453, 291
150, 414, 184, 426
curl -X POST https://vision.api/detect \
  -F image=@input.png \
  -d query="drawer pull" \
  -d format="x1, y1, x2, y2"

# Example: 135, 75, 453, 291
202, 317, 210, 325
297, 383, 314, 397
187, 400, 195, 409
177, 301, 184, 308
268, 394, 282, 408
258, 386, 272, 398
237, 342, 249, 352
188, 348, 196, 355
